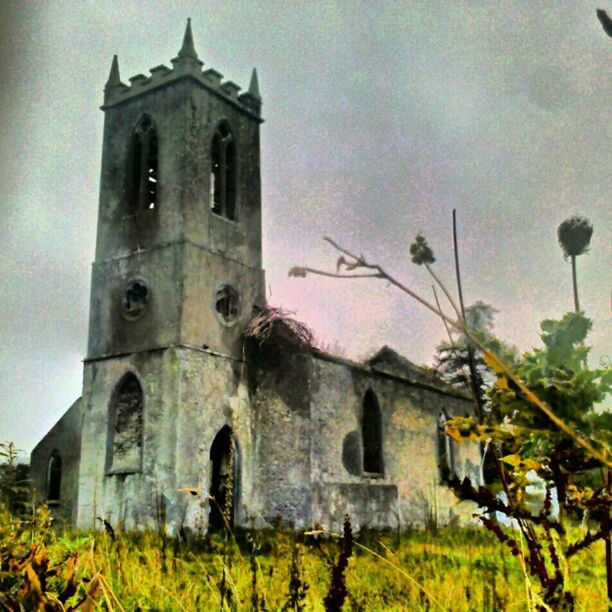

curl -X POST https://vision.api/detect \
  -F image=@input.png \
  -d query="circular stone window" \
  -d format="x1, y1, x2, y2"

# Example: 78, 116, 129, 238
214, 284, 240, 325
122, 279, 149, 320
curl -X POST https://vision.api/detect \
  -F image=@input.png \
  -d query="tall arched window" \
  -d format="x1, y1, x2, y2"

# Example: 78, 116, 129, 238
437, 412, 454, 483
47, 451, 62, 501
210, 121, 236, 220
108, 373, 144, 473
128, 115, 158, 212
362, 389, 383, 475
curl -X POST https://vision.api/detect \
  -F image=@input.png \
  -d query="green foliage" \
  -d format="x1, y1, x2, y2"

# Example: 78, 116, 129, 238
0, 442, 31, 514
0, 523, 607, 610
540, 312, 592, 367
447, 312, 611, 608
0, 503, 110, 610
489, 312, 610, 447
449, 313, 611, 472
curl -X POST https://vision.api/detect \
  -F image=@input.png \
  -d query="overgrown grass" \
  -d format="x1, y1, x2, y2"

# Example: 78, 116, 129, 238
1, 509, 606, 611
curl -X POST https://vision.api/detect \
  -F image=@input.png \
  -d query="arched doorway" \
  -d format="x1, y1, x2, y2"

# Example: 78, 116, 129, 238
209, 425, 237, 529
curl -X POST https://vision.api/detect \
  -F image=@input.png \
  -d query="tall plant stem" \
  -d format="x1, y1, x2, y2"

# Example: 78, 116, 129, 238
571, 255, 580, 312
452, 209, 484, 421
432, 285, 454, 347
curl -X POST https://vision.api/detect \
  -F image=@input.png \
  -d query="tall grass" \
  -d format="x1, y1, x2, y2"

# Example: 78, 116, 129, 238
1, 506, 606, 610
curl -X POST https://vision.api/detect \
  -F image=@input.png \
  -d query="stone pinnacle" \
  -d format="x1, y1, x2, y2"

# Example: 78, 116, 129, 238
248, 68, 261, 100
178, 18, 198, 59
105, 55, 121, 89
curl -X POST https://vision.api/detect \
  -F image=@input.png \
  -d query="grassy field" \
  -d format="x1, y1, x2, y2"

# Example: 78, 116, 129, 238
0, 509, 607, 611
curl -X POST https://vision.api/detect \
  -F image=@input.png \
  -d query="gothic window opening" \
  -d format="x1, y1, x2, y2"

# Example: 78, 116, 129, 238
214, 284, 239, 323
47, 451, 62, 501
211, 133, 221, 214
210, 121, 236, 220
108, 373, 144, 473
209, 425, 237, 529
362, 389, 383, 475
437, 412, 454, 483
128, 115, 159, 213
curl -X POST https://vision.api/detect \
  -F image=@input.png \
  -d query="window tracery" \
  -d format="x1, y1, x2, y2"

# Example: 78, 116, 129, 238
128, 115, 159, 212
210, 121, 236, 220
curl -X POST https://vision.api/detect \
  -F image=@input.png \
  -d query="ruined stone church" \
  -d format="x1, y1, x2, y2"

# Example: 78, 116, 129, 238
31, 21, 480, 533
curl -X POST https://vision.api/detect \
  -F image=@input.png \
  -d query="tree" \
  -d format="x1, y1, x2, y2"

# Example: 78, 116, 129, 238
557, 216, 593, 313
434, 301, 501, 403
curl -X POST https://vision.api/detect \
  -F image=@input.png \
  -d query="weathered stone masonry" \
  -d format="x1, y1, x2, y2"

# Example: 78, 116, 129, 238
31, 21, 480, 532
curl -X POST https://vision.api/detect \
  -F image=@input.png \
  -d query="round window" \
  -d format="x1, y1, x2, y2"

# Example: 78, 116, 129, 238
122, 279, 149, 319
214, 284, 240, 324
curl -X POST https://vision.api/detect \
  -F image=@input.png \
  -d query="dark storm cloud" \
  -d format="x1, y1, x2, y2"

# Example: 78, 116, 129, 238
0, 1, 610, 454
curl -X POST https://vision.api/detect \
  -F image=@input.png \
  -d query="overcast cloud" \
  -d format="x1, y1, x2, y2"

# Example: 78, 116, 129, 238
0, 1, 610, 455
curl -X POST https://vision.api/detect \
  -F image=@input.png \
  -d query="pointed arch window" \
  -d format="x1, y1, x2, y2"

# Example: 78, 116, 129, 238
128, 115, 159, 212
210, 121, 236, 220
108, 373, 144, 473
362, 389, 383, 476
437, 412, 455, 483
47, 451, 62, 501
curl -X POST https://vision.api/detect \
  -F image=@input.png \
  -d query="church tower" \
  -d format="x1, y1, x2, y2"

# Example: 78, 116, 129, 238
76, 21, 265, 529
89, 19, 264, 361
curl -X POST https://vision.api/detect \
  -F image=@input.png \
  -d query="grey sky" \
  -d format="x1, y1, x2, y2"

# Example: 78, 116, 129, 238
0, 1, 610, 456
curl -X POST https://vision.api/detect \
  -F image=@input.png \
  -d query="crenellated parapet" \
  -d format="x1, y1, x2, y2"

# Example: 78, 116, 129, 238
103, 19, 262, 121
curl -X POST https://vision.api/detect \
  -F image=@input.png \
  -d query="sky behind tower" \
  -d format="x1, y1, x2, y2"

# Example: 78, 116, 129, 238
0, 1, 610, 455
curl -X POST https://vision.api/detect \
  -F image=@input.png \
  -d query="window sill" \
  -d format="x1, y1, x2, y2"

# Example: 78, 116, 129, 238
46, 499, 61, 507
210, 210, 239, 225
362, 472, 384, 480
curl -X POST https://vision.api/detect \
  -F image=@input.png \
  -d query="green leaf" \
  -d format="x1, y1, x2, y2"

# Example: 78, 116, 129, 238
540, 312, 591, 367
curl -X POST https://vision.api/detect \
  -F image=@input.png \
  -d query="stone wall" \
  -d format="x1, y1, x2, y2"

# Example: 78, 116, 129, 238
245, 332, 314, 528
309, 353, 480, 531
30, 398, 83, 524
245, 334, 481, 532
38, 339, 480, 534
77, 348, 181, 530
77, 346, 260, 534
